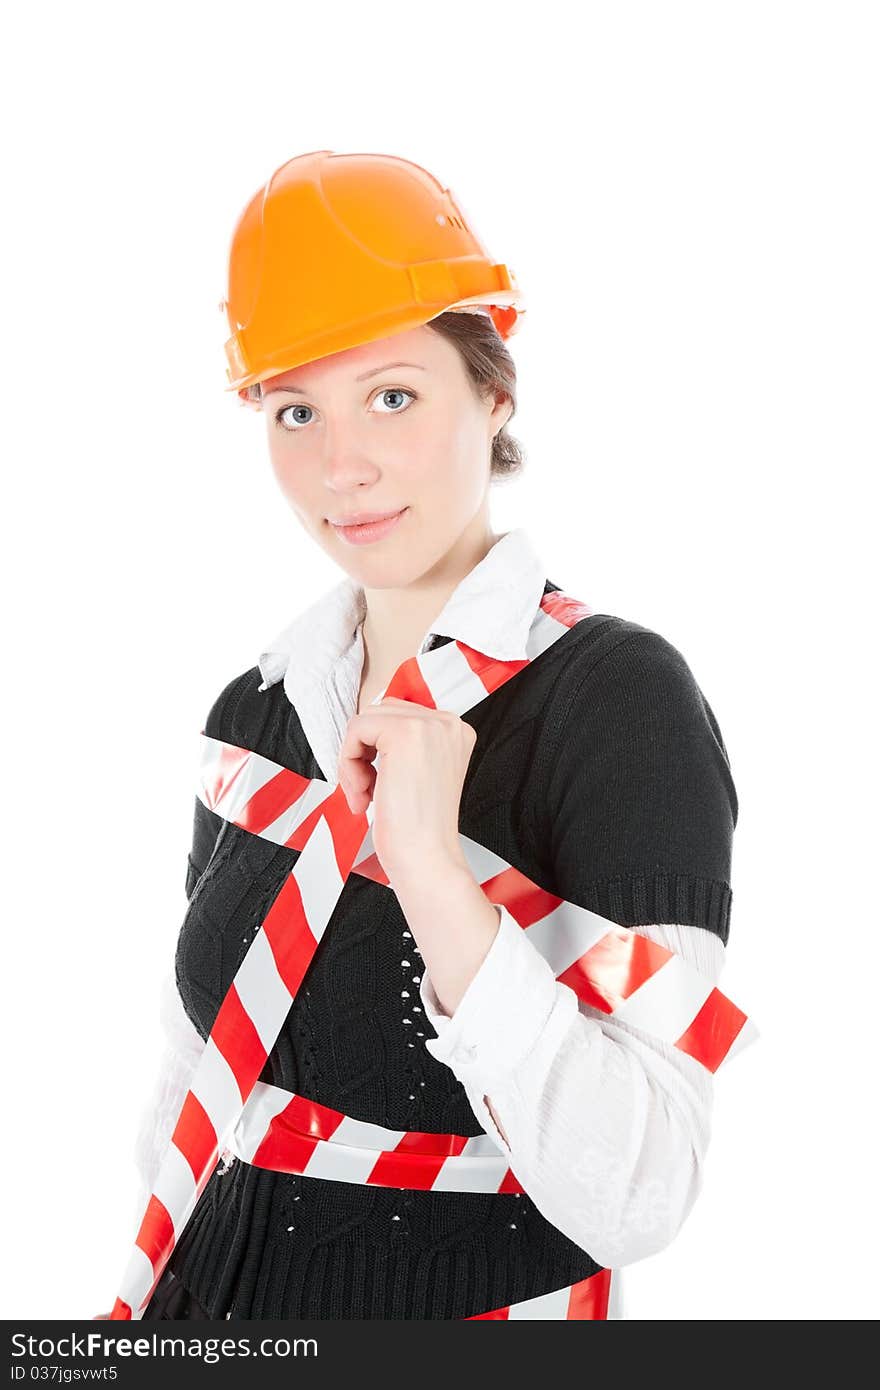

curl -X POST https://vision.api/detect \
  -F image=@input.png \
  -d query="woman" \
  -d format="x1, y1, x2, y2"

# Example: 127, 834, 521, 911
100, 151, 741, 1321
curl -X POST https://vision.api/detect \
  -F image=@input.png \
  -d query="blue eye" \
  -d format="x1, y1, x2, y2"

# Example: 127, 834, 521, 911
274, 387, 417, 431
275, 402, 314, 429
371, 388, 416, 414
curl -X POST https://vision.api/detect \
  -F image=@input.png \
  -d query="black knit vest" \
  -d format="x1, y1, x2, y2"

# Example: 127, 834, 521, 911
167, 589, 737, 1318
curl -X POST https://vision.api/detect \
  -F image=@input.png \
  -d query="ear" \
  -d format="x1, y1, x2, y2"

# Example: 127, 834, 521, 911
491, 390, 513, 434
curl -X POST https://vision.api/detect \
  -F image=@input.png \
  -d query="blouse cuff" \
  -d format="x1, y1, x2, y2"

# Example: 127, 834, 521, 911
418, 903, 570, 1087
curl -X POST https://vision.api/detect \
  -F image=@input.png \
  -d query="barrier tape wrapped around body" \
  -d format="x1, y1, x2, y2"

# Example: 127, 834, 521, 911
108, 591, 757, 1321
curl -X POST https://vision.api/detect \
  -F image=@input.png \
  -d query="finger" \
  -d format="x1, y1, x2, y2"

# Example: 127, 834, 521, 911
339, 722, 380, 766
336, 712, 393, 800
337, 728, 378, 799
337, 716, 378, 806
339, 756, 377, 814
374, 697, 464, 724
347, 699, 441, 735
339, 703, 444, 759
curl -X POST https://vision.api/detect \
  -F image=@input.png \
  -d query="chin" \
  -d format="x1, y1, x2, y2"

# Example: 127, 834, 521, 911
348, 547, 432, 590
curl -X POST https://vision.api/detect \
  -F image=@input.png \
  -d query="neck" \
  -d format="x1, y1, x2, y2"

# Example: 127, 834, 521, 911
359, 512, 502, 698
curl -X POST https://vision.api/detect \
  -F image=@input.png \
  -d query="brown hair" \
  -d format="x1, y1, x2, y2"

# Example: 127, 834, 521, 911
243, 309, 525, 481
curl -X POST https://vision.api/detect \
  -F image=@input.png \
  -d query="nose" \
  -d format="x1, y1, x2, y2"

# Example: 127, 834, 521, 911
321, 424, 383, 493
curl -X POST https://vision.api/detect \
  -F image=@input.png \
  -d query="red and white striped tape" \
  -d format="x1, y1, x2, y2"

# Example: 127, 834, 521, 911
108, 590, 755, 1321
198, 736, 756, 1078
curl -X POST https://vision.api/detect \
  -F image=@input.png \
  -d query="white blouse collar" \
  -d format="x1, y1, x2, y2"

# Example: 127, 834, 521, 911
257, 526, 549, 695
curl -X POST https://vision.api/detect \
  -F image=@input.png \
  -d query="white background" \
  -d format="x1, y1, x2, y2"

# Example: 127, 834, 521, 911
2, 0, 877, 1322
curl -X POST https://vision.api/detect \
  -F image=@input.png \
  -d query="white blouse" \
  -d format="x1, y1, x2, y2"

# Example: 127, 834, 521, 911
134, 528, 727, 1320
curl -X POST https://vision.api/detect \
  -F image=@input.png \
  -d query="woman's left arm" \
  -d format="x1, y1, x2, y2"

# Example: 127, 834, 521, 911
394, 627, 735, 1269
398, 860, 725, 1270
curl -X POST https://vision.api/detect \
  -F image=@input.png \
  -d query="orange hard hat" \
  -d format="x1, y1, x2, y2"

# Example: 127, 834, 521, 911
220, 149, 526, 405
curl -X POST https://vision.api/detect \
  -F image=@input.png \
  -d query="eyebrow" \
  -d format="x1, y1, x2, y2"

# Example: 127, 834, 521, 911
261, 361, 428, 397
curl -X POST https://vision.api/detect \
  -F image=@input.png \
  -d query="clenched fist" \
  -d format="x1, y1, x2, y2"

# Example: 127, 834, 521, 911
337, 697, 477, 883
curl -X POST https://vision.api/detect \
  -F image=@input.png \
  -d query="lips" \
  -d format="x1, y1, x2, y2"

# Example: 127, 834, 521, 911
329, 507, 408, 546
328, 509, 404, 526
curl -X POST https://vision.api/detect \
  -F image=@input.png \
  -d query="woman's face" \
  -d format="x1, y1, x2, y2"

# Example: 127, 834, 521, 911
259, 323, 511, 588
